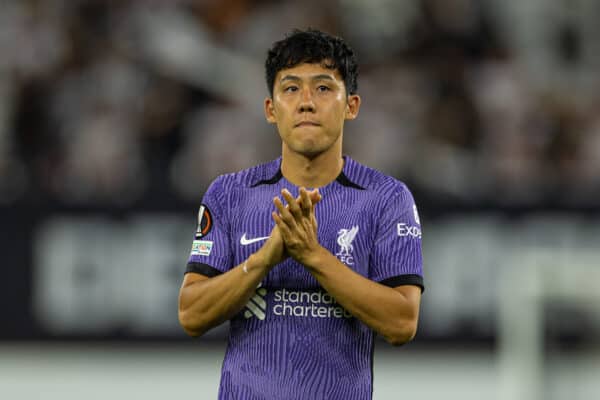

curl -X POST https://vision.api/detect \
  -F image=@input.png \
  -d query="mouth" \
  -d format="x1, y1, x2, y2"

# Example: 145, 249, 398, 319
295, 121, 320, 127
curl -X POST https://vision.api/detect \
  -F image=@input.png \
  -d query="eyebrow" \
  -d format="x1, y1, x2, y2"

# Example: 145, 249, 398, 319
279, 74, 336, 84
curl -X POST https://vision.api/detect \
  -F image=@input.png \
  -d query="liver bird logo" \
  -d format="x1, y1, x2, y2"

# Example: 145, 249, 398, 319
336, 226, 359, 264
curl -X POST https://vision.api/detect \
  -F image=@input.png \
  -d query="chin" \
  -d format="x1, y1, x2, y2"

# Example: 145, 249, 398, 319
296, 144, 331, 159
283, 136, 336, 158
300, 150, 323, 159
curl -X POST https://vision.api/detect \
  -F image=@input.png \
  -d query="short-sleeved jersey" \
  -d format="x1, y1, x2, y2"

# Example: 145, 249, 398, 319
186, 156, 424, 400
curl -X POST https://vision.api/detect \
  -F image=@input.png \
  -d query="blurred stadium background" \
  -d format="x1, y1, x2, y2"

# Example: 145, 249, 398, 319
1, 1, 599, 399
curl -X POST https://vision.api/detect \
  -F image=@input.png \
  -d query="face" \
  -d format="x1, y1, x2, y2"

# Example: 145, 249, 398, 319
264, 62, 360, 159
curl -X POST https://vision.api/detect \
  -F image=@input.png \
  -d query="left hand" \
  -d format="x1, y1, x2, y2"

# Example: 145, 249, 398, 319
272, 187, 322, 265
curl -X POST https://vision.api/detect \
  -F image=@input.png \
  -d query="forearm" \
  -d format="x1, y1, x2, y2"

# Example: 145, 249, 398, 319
178, 254, 270, 336
272, 187, 420, 344
305, 247, 420, 345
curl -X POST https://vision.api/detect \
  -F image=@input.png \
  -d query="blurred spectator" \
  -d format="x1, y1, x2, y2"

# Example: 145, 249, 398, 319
1, 0, 600, 209
170, 104, 279, 200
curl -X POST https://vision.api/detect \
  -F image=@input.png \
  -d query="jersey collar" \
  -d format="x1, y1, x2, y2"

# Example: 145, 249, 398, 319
251, 156, 365, 190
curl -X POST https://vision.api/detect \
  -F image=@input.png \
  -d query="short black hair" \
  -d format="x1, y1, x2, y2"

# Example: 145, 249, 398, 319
265, 29, 358, 97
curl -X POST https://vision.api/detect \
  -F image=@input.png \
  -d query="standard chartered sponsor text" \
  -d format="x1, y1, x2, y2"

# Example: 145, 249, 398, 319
272, 288, 352, 319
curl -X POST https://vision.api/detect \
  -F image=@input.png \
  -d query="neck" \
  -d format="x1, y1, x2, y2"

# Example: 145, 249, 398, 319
281, 147, 344, 188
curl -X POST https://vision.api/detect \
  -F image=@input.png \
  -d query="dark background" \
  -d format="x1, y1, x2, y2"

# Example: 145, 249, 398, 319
1, 2, 599, 399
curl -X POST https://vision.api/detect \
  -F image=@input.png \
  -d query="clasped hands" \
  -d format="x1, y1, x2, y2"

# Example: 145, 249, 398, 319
259, 187, 323, 268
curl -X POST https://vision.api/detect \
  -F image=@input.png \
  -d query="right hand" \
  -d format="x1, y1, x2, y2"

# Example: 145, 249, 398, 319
255, 189, 322, 269
256, 224, 287, 269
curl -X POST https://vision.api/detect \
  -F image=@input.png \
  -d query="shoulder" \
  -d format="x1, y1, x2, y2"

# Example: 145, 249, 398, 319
344, 156, 413, 199
201, 159, 280, 219
345, 157, 420, 223
207, 158, 281, 193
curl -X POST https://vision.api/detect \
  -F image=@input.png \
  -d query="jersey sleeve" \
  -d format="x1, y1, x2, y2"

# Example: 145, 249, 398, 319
369, 183, 424, 292
185, 175, 233, 277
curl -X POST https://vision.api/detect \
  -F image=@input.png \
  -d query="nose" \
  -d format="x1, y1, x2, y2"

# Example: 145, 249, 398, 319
298, 87, 315, 113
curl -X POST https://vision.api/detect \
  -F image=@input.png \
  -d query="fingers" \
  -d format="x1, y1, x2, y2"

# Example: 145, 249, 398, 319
306, 189, 321, 218
298, 188, 321, 207
299, 187, 312, 217
275, 188, 322, 224
272, 211, 291, 238
281, 189, 302, 220
308, 189, 322, 205
273, 196, 295, 227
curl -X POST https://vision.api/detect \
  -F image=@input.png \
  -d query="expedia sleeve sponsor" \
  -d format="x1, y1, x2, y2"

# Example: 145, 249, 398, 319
396, 223, 422, 239
368, 184, 424, 286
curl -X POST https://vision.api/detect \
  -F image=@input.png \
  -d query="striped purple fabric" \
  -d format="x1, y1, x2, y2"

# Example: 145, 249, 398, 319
186, 156, 424, 400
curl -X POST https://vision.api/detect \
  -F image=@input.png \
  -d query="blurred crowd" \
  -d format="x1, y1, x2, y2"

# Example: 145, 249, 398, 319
1, 0, 600, 208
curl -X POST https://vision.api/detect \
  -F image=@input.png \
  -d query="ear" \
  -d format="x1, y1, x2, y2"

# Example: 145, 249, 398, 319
264, 97, 277, 124
345, 94, 361, 121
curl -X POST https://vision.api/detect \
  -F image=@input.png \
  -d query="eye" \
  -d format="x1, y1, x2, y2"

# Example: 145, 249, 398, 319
284, 86, 298, 93
317, 85, 330, 92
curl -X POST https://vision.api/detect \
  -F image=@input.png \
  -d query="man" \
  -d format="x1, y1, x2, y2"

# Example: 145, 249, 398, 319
178, 29, 424, 400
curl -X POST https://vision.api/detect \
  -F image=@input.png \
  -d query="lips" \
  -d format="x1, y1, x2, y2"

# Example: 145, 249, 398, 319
295, 121, 320, 127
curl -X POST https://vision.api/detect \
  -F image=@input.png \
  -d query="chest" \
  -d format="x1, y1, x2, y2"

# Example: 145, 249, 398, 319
229, 190, 376, 288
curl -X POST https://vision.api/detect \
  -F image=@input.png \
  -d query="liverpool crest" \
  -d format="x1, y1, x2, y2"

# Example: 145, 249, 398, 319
336, 226, 359, 266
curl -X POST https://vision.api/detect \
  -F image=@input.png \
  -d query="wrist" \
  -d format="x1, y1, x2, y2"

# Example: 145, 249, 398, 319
250, 249, 276, 271
300, 245, 329, 272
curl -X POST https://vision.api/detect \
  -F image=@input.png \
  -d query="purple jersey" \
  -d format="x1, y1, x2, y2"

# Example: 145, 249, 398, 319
186, 156, 424, 400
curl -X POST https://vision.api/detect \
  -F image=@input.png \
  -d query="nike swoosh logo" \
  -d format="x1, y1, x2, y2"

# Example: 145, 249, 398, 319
240, 233, 270, 246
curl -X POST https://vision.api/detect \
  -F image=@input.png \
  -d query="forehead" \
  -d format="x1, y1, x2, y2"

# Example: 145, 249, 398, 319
275, 62, 344, 84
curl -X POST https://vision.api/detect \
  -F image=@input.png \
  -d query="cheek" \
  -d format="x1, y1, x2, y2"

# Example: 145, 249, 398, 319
274, 103, 294, 121
328, 104, 347, 126
332, 93, 347, 116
